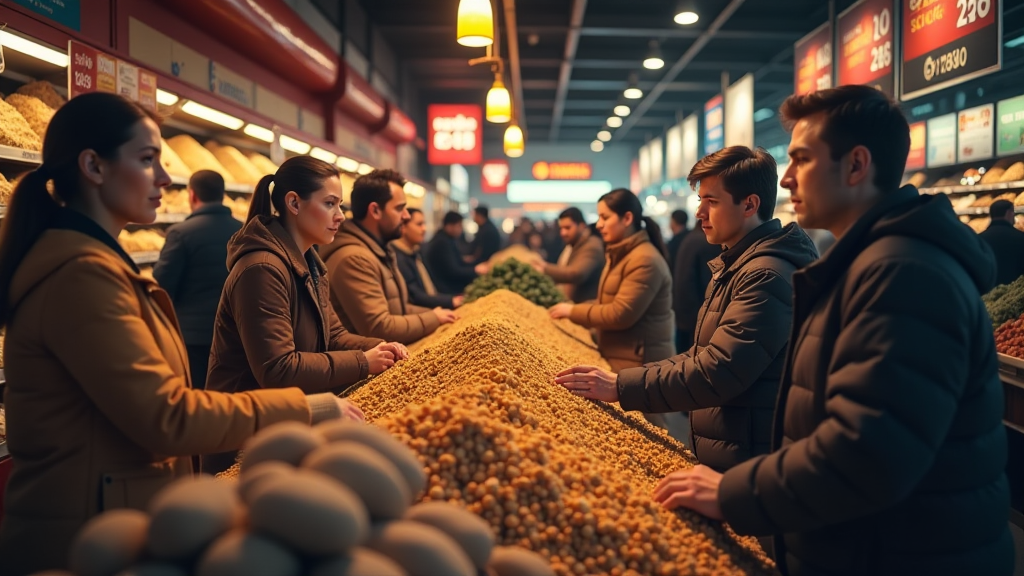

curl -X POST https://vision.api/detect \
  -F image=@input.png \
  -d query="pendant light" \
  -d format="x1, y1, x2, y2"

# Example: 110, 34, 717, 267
614, 105, 631, 116
643, 40, 665, 70
606, 116, 623, 128
457, 0, 494, 47
674, 1, 699, 25
486, 75, 512, 123
504, 123, 524, 158
624, 74, 643, 99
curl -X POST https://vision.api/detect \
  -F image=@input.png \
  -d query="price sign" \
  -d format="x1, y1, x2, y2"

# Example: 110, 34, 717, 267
794, 22, 833, 96
427, 104, 482, 166
927, 113, 957, 168
957, 103, 995, 163
68, 41, 157, 111
901, 0, 1001, 100
838, 0, 896, 96
481, 160, 510, 193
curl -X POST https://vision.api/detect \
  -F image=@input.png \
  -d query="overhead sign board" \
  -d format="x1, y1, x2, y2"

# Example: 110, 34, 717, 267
704, 95, 724, 155
725, 74, 755, 148
838, 0, 896, 96
427, 104, 482, 165
794, 22, 833, 96
69, 41, 157, 112
482, 159, 511, 193
532, 162, 593, 180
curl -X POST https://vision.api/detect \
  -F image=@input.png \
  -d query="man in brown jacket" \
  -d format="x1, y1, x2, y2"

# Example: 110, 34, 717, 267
323, 169, 456, 344
534, 207, 604, 303
651, 86, 1013, 575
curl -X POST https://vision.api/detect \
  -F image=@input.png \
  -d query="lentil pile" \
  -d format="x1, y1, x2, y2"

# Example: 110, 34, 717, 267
349, 290, 773, 576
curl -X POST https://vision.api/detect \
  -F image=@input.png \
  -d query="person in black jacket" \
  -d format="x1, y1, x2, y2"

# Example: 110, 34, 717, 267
666, 209, 689, 272
469, 205, 502, 264
423, 211, 478, 294
979, 199, 1024, 286
393, 208, 463, 309
153, 170, 242, 389
673, 223, 721, 351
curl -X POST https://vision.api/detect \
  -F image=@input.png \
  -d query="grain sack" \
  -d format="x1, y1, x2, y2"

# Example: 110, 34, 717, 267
6, 94, 54, 140
160, 139, 192, 179
166, 135, 236, 183
205, 142, 264, 186
0, 98, 43, 151
16, 81, 65, 110
1001, 162, 1024, 183
246, 152, 279, 176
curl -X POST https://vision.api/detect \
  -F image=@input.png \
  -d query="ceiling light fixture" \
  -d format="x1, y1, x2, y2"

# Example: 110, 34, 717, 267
486, 76, 512, 123
337, 156, 361, 173
624, 74, 643, 99
504, 123, 525, 158
607, 116, 623, 128
643, 40, 665, 70
674, 1, 700, 25
0, 30, 69, 67
280, 134, 312, 154
357, 163, 374, 175
156, 89, 180, 106
180, 101, 244, 130
597, 130, 612, 142
310, 147, 338, 164
457, 0, 494, 47
243, 124, 275, 142
591, 140, 605, 152
614, 105, 631, 117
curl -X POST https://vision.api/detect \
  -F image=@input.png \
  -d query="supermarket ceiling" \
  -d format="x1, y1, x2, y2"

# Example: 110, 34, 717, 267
364, 0, 1024, 146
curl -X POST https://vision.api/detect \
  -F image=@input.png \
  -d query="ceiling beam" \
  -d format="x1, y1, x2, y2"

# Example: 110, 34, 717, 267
380, 25, 801, 42
550, 0, 588, 141
616, 0, 747, 140
503, 0, 527, 132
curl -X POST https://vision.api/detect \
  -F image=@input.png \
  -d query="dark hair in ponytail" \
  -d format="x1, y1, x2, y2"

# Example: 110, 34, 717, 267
597, 188, 669, 261
0, 92, 154, 327
248, 155, 340, 223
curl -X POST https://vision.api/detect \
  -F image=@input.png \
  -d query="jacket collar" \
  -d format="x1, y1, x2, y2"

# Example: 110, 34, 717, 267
713, 219, 782, 274
391, 237, 420, 256
605, 229, 649, 266
572, 228, 594, 250
187, 203, 232, 219
987, 219, 1014, 229
52, 209, 139, 274
264, 217, 325, 279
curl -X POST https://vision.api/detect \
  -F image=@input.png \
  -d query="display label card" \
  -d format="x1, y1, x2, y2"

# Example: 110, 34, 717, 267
957, 104, 995, 163
997, 95, 1024, 157
927, 113, 957, 167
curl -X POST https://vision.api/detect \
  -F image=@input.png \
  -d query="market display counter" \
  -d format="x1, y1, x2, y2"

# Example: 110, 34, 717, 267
996, 353, 1024, 528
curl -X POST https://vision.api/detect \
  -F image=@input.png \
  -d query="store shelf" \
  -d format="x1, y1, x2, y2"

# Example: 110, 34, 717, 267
154, 213, 189, 224
0, 206, 6, 219
0, 145, 42, 166
997, 353, 1024, 390
920, 180, 1024, 196
167, 176, 253, 195
130, 251, 161, 266
955, 206, 1024, 217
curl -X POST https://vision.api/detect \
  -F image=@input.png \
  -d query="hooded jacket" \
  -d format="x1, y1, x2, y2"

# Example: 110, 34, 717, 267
569, 230, 674, 371
719, 187, 1013, 576
422, 231, 478, 295
0, 211, 318, 576
543, 228, 604, 303
392, 238, 459, 309
207, 216, 383, 397
618, 221, 818, 472
321, 220, 439, 344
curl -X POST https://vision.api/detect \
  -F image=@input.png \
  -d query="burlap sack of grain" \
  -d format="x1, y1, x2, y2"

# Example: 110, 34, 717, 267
15, 81, 65, 110
205, 142, 264, 186
246, 151, 279, 176
0, 99, 42, 151
166, 135, 236, 183
6, 94, 54, 140
1001, 162, 1024, 183
159, 139, 192, 179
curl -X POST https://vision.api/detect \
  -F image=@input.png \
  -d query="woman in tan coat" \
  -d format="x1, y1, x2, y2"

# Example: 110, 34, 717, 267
203, 156, 405, 473
0, 94, 353, 576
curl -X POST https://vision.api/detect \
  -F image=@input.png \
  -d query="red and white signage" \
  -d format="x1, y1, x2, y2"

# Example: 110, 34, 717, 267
427, 104, 483, 165
794, 22, 833, 96
69, 41, 158, 111
838, 0, 896, 96
481, 159, 510, 193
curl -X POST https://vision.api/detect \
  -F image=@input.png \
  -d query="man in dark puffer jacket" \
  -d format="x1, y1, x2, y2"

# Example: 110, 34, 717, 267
652, 85, 1013, 576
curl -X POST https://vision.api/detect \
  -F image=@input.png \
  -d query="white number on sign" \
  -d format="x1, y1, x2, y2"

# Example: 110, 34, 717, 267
870, 41, 893, 72
74, 71, 93, 90
958, 0, 990, 27
815, 44, 832, 70
872, 8, 891, 41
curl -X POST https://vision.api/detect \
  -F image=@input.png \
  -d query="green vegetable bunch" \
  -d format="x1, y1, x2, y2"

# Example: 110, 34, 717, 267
984, 275, 1024, 329
465, 258, 565, 307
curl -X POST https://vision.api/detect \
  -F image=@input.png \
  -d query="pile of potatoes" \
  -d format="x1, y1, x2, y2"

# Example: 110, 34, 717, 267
45, 420, 551, 576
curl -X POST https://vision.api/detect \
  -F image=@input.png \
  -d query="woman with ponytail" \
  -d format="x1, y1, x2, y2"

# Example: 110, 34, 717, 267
549, 188, 675, 371
202, 156, 406, 474
0, 94, 355, 576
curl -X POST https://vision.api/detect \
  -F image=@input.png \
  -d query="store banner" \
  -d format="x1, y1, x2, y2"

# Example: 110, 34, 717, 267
69, 41, 158, 112
901, 0, 1001, 100
704, 95, 724, 155
838, 0, 896, 97
481, 160, 510, 194
682, 114, 700, 179
957, 104, 995, 163
12, 0, 80, 31
907, 121, 927, 170
532, 162, 592, 180
427, 105, 483, 166
926, 113, 957, 167
725, 74, 755, 148
665, 123, 684, 181
630, 159, 641, 192
649, 138, 664, 187
794, 22, 833, 96
997, 95, 1024, 157
639, 144, 652, 188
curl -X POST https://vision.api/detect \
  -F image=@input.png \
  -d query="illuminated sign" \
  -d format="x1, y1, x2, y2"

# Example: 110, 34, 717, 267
532, 161, 593, 180
794, 22, 833, 95
427, 104, 482, 165
482, 159, 510, 193
838, 0, 896, 96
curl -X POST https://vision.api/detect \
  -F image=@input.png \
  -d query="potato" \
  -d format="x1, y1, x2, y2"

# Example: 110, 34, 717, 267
309, 548, 407, 576
404, 502, 494, 569
488, 547, 556, 576
314, 421, 425, 497
248, 470, 369, 555
365, 521, 475, 576
240, 421, 325, 472
195, 531, 300, 576
69, 509, 149, 576
147, 476, 242, 559
238, 461, 294, 504
303, 441, 411, 519
114, 563, 188, 576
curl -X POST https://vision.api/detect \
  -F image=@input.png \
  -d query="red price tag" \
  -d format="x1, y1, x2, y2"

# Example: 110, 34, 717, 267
68, 42, 97, 99
67, 41, 159, 112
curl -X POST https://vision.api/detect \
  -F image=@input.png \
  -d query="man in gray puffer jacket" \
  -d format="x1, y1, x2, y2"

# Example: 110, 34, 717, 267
556, 146, 817, 473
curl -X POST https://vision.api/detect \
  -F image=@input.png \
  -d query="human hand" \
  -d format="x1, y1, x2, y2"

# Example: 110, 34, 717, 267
452, 295, 465, 308
433, 307, 459, 324
553, 365, 620, 402
548, 302, 574, 319
334, 398, 365, 422
653, 465, 725, 520
365, 342, 397, 374
474, 263, 491, 275
387, 342, 410, 361
530, 259, 547, 274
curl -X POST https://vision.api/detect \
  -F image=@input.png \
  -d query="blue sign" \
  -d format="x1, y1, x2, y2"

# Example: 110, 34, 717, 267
704, 94, 724, 155
11, 0, 81, 31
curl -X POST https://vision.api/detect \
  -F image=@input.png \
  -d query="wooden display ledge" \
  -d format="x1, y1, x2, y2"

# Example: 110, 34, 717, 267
0, 145, 41, 166
996, 353, 1024, 434
167, 176, 253, 195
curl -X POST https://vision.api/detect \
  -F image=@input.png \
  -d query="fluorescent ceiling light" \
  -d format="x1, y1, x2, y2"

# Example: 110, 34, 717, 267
753, 108, 774, 123
405, 182, 426, 198
337, 156, 360, 173
244, 123, 275, 143
357, 163, 374, 175
624, 87, 643, 99
0, 30, 68, 67
674, 11, 699, 25
156, 89, 179, 106
280, 134, 312, 154
181, 101, 244, 130
506, 180, 613, 203
310, 147, 338, 164
591, 140, 605, 152
1006, 34, 1024, 48
597, 130, 612, 142
606, 116, 623, 128
614, 105, 631, 117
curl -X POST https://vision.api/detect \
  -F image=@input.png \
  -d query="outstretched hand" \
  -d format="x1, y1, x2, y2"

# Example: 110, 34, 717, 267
553, 365, 620, 403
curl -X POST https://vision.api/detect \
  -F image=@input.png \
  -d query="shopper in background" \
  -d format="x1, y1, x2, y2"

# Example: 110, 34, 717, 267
508, 217, 534, 246
394, 208, 464, 310
527, 231, 548, 261
541, 219, 565, 264
152, 170, 241, 390
673, 224, 721, 351
204, 156, 405, 474
469, 205, 501, 264
321, 169, 455, 344
666, 209, 690, 272
558, 146, 817, 478
0, 94, 355, 576
653, 86, 1012, 576
979, 199, 1024, 286
423, 211, 479, 294
535, 207, 604, 303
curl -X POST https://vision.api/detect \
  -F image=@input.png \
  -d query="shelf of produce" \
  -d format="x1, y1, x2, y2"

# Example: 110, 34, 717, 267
130, 251, 161, 266
920, 180, 1024, 196
0, 145, 41, 167
167, 176, 253, 195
